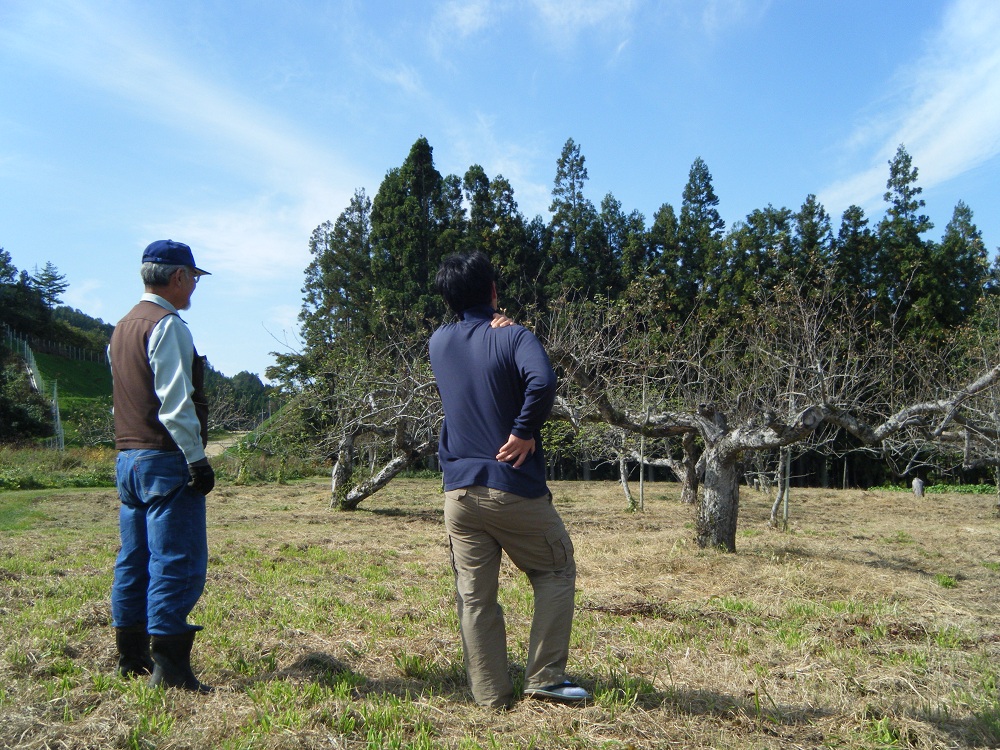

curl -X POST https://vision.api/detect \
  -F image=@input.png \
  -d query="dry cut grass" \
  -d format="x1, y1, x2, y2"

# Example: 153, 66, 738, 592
1, 478, 998, 749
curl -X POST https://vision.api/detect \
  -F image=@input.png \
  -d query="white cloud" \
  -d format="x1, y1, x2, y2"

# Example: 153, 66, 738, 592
145, 176, 352, 286
700, 0, 772, 35
2, 0, 361, 213
62, 279, 107, 319
820, 0, 1000, 216
374, 63, 427, 98
148, 200, 307, 284
438, 0, 494, 37
528, 0, 635, 32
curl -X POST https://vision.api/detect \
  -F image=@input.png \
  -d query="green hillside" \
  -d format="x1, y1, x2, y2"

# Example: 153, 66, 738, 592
30, 353, 114, 446
33, 352, 111, 398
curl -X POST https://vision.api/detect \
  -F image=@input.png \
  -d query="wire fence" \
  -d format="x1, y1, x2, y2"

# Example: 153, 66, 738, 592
2, 322, 66, 450
17, 334, 108, 364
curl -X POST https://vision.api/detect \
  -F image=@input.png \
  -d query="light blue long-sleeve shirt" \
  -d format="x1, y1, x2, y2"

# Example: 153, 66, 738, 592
109, 293, 206, 463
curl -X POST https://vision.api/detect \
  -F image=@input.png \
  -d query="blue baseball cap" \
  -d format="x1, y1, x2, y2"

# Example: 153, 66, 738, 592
142, 239, 210, 275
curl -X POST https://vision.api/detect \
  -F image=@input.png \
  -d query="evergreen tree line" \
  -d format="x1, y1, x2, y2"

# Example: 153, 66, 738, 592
271, 137, 997, 488
280, 137, 992, 379
0, 249, 112, 353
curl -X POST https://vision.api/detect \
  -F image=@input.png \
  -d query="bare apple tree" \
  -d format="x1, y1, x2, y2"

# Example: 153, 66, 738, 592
289, 288, 1000, 544
542, 285, 1000, 551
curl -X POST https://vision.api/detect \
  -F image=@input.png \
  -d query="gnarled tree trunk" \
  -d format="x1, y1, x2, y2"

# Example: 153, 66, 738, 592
679, 432, 699, 505
696, 446, 741, 552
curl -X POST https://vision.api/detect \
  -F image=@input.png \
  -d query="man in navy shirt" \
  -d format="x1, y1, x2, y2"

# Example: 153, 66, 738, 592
429, 251, 589, 709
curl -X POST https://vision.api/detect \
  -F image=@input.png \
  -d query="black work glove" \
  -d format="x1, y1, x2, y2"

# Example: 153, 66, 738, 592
188, 458, 215, 495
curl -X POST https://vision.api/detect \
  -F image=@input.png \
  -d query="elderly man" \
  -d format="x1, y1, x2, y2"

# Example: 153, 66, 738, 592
108, 239, 214, 692
429, 251, 590, 709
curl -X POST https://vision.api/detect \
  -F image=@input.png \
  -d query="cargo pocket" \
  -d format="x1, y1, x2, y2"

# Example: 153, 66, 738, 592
543, 524, 574, 569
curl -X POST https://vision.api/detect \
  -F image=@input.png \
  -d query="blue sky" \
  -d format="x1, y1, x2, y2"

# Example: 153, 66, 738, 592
2, 0, 998, 380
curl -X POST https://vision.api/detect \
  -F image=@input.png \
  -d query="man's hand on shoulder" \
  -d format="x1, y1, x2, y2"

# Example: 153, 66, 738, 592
490, 312, 515, 328
188, 458, 215, 495
496, 434, 535, 468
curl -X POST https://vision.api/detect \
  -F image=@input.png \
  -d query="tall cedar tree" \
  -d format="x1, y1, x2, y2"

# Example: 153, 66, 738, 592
935, 200, 988, 328
462, 166, 544, 315
833, 205, 877, 302
717, 205, 793, 314
646, 203, 686, 323
32, 261, 69, 310
876, 144, 934, 333
598, 193, 648, 299
0, 248, 16, 284
792, 194, 834, 290
370, 137, 454, 328
678, 157, 725, 314
548, 138, 598, 298
300, 189, 374, 346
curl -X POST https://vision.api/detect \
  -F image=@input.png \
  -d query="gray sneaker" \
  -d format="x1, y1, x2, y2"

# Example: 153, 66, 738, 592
523, 681, 591, 704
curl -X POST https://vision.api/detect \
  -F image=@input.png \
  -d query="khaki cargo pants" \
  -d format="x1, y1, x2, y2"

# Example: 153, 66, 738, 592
444, 485, 577, 708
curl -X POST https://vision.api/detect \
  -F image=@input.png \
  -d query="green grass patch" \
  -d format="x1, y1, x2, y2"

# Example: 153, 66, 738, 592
33, 352, 112, 399
881, 530, 915, 544
934, 573, 958, 589
0, 494, 48, 531
212, 442, 326, 484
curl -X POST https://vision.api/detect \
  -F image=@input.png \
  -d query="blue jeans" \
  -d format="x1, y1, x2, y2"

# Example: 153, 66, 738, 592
111, 449, 208, 636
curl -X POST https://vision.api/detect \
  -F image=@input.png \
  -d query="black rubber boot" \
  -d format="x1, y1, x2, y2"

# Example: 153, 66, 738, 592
149, 631, 213, 693
115, 625, 154, 677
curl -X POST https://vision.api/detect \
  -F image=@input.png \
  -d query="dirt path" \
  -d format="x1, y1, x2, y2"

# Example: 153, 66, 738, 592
204, 432, 246, 457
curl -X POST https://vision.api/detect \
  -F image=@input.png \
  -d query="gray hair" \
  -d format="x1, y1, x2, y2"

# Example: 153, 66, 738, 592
141, 262, 186, 287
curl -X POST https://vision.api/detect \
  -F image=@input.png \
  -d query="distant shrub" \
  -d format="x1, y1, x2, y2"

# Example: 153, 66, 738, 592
925, 484, 995, 495
870, 483, 997, 495
399, 468, 442, 480
0, 446, 115, 490
212, 441, 326, 485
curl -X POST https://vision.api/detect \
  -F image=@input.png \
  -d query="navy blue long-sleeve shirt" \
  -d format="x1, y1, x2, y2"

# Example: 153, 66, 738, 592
429, 305, 556, 498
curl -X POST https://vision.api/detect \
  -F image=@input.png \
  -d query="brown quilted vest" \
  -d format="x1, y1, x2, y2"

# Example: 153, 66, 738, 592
110, 300, 208, 451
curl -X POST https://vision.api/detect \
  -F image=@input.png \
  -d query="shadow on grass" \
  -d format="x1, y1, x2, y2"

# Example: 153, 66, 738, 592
209, 651, 1000, 746
235, 650, 472, 704
361, 507, 443, 524
243, 651, 832, 724
766, 540, 940, 580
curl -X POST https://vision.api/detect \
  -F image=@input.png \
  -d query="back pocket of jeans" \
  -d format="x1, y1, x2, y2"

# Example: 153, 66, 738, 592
135, 453, 187, 501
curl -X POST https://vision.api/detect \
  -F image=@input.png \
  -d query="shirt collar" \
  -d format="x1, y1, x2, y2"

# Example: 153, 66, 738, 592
142, 292, 179, 315
460, 304, 495, 321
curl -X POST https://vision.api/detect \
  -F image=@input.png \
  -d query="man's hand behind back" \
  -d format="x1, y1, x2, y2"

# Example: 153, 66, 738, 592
496, 434, 535, 468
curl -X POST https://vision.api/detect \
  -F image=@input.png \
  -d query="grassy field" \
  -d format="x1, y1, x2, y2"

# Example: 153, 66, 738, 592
1, 479, 998, 749
33, 352, 112, 399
